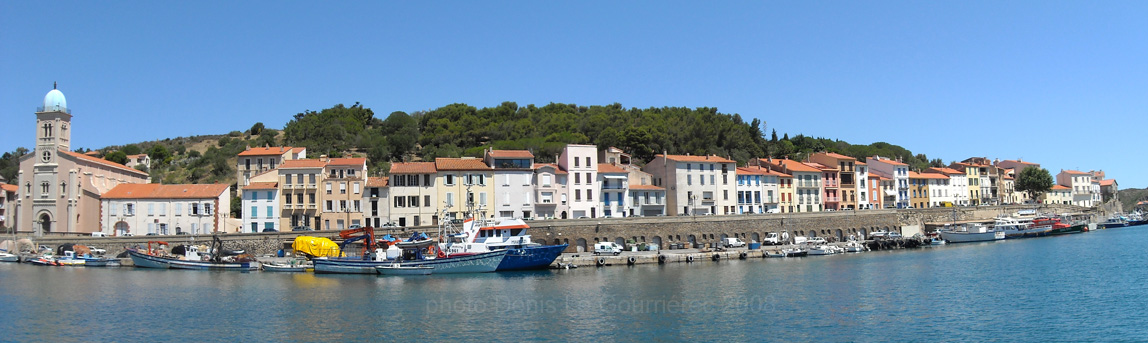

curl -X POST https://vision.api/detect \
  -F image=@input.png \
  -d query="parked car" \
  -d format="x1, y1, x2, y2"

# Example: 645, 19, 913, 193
806, 237, 828, 245
145, 233, 158, 236
262, 228, 278, 233
348, 224, 362, 230
593, 242, 623, 255
91, 232, 108, 237
291, 226, 314, 232
721, 237, 746, 248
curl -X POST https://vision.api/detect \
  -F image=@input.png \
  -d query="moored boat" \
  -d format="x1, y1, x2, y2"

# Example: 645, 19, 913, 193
993, 217, 1048, 238
782, 247, 807, 257
1034, 217, 1086, 235
376, 264, 433, 276
1103, 216, 1129, 228
938, 223, 1005, 243
0, 251, 18, 262
439, 211, 568, 271
262, 263, 309, 272
128, 238, 260, 271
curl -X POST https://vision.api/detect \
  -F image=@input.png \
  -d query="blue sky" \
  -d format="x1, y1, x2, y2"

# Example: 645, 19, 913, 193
3, 1, 1146, 187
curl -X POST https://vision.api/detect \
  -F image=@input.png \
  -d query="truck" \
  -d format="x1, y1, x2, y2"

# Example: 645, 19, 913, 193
593, 242, 623, 255
762, 232, 783, 245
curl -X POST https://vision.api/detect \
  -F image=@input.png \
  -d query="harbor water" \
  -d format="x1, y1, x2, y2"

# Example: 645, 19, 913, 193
3, 225, 1148, 341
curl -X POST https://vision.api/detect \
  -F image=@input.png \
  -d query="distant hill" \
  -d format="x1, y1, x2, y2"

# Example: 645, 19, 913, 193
3, 101, 951, 187
1118, 188, 1148, 212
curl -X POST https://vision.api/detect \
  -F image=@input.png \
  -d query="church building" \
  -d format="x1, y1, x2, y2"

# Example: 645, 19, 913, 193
15, 86, 151, 236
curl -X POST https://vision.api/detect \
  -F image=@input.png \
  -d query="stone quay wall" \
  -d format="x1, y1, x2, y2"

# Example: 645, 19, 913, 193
21, 204, 1092, 256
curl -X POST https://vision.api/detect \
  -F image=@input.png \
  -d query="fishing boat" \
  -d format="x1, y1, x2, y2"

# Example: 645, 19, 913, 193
1103, 216, 1129, 228
782, 247, 807, 257
993, 217, 1049, 238
263, 263, 309, 272
1033, 217, 1085, 235
128, 238, 260, 271
315, 231, 509, 274
806, 245, 839, 256
938, 223, 1005, 243
842, 240, 868, 252
438, 208, 567, 271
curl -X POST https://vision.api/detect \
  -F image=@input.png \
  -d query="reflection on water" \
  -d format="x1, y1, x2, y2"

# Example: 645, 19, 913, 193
3, 226, 1148, 341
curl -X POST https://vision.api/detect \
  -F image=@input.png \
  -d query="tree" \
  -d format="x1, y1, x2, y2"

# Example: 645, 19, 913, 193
231, 196, 242, 218
1016, 166, 1054, 202
121, 144, 141, 155
250, 122, 265, 136
148, 144, 171, 168
105, 151, 128, 165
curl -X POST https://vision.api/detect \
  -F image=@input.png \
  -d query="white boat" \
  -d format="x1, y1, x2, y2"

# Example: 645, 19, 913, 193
376, 264, 433, 276
938, 223, 1006, 243
782, 248, 807, 257
842, 241, 868, 253
806, 245, 836, 256
0, 251, 18, 262
929, 238, 947, 245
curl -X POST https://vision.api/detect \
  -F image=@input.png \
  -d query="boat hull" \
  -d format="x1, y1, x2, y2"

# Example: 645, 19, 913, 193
128, 250, 259, 271
495, 244, 567, 271
318, 250, 509, 274
938, 230, 1005, 243
376, 266, 433, 275
0, 253, 18, 262
1048, 224, 1086, 235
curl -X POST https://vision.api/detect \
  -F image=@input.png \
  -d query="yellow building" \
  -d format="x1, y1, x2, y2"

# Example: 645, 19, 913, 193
436, 158, 494, 220
318, 157, 367, 230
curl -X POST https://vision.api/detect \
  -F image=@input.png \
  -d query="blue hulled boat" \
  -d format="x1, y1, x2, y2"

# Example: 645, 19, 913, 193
439, 212, 568, 271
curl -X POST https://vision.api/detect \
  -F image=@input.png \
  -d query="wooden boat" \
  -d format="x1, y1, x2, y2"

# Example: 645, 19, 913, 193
263, 263, 310, 272
128, 238, 260, 271
376, 264, 433, 276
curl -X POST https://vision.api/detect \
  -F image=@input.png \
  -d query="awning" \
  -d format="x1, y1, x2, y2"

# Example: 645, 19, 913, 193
603, 175, 627, 179
884, 190, 897, 197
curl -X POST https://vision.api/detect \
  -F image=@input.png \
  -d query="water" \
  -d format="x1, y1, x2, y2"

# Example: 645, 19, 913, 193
4, 226, 1148, 342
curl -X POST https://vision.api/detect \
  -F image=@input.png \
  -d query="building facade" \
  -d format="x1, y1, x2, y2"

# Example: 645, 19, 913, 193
559, 145, 601, 218
598, 163, 629, 218
485, 150, 536, 220
319, 157, 367, 230
100, 184, 230, 236
644, 154, 737, 216
236, 146, 305, 191
809, 153, 858, 210
532, 163, 569, 219
437, 158, 492, 221
278, 159, 325, 230
364, 176, 389, 228
1056, 170, 1094, 207
242, 182, 279, 233
389, 162, 438, 227
867, 156, 909, 209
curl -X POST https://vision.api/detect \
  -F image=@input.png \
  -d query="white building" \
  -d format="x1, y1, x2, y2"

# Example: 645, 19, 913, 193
126, 154, 150, 169
388, 162, 438, 227
867, 156, 910, 209
644, 154, 737, 216
364, 176, 389, 228
100, 183, 230, 236
598, 163, 629, 218
735, 167, 765, 214
928, 167, 968, 206
485, 149, 536, 220
1056, 170, 1094, 207
558, 145, 600, 218
856, 162, 870, 209
242, 182, 279, 233
756, 158, 822, 213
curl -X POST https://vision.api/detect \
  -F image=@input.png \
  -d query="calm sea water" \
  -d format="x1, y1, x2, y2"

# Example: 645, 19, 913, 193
3, 225, 1148, 342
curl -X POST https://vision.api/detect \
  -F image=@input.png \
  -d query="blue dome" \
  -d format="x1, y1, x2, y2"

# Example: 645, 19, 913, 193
43, 89, 67, 112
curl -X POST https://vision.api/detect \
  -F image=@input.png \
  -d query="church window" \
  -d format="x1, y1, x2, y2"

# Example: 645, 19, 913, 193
41, 182, 49, 197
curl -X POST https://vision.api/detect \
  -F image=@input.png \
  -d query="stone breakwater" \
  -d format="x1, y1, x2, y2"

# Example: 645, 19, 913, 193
21, 204, 1093, 257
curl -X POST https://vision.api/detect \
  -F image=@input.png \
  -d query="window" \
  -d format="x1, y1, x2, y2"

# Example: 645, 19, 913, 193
503, 192, 511, 206
298, 174, 305, 184
204, 203, 213, 215
266, 191, 273, 200
585, 173, 591, 185
503, 174, 510, 186
325, 201, 333, 212
326, 183, 332, 194
410, 196, 420, 207
575, 190, 581, 201
284, 174, 293, 185
148, 204, 155, 216
445, 174, 455, 186
575, 173, 581, 184
585, 157, 590, 167
251, 206, 258, 218
340, 200, 347, 212
125, 203, 135, 216
446, 192, 455, 206
701, 175, 705, 185
353, 200, 361, 212
339, 182, 346, 194
266, 206, 273, 217
479, 193, 487, 205
542, 174, 551, 187
41, 182, 49, 197
587, 190, 592, 201
424, 174, 431, 186
424, 195, 430, 207
353, 182, 360, 194
724, 190, 729, 201
575, 158, 579, 167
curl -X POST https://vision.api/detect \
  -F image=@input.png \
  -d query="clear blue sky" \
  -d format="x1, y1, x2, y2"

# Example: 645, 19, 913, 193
3, 1, 1146, 187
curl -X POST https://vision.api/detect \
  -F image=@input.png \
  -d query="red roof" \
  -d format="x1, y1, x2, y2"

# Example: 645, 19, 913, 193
327, 157, 366, 166
59, 150, 150, 177
736, 167, 767, 175
869, 157, 907, 166
869, 173, 886, 180
1051, 185, 1070, 190
816, 152, 857, 161
659, 154, 735, 163
83, 151, 100, 156
367, 177, 389, 187
629, 184, 665, 191
390, 162, 437, 174
597, 163, 627, 174
770, 159, 821, 173
435, 158, 491, 171
1099, 179, 1116, 186
926, 167, 964, 175
1061, 170, 1089, 175
487, 150, 534, 159
238, 146, 295, 157
533, 163, 567, 175
102, 183, 229, 199
1002, 159, 1038, 165
279, 159, 327, 169
126, 154, 148, 160
803, 162, 836, 171
1, 184, 17, 193
910, 172, 949, 180
244, 182, 278, 190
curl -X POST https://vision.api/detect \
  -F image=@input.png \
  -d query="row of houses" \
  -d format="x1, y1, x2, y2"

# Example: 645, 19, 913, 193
232, 144, 1120, 232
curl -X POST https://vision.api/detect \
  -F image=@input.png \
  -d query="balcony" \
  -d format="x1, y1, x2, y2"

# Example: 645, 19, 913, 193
824, 180, 839, 188
824, 196, 840, 203
307, 204, 317, 210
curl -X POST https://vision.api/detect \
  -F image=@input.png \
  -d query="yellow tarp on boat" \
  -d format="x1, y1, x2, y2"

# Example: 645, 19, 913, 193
293, 236, 341, 258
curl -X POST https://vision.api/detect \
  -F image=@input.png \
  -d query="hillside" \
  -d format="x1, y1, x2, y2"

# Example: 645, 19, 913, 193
1118, 188, 1148, 212
2, 101, 943, 188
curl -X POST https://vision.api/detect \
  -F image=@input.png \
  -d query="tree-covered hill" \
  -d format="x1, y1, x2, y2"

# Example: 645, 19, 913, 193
1, 101, 948, 186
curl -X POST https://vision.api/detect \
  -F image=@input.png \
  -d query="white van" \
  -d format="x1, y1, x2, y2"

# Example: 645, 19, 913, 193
594, 242, 623, 255
721, 237, 746, 248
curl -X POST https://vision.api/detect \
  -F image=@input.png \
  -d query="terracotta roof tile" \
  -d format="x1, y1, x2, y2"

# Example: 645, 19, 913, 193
238, 146, 295, 157
102, 183, 229, 199
244, 182, 278, 190
910, 172, 949, 179
533, 163, 567, 175
769, 159, 821, 173
659, 154, 735, 163
736, 167, 766, 175
126, 154, 147, 159
926, 167, 964, 175
803, 162, 836, 171
1, 184, 17, 193
487, 150, 535, 159
327, 157, 366, 166
629, 184, 665, 191
390, 162, 437, 174
59, 150, 150, 177
1051, 185, 1070, 190
84, 151, 100, 156
1099, 179, 1116, 186
290, 147, 306, 154
869, 173, 886, 180
817, 152, 857, 161
367, 177, 389, 187
1061, 170, 1089, 175
279, 159, 328, 169
435, 158, 491, 171
597, 163, 628, 174
869, 157, 907, 166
